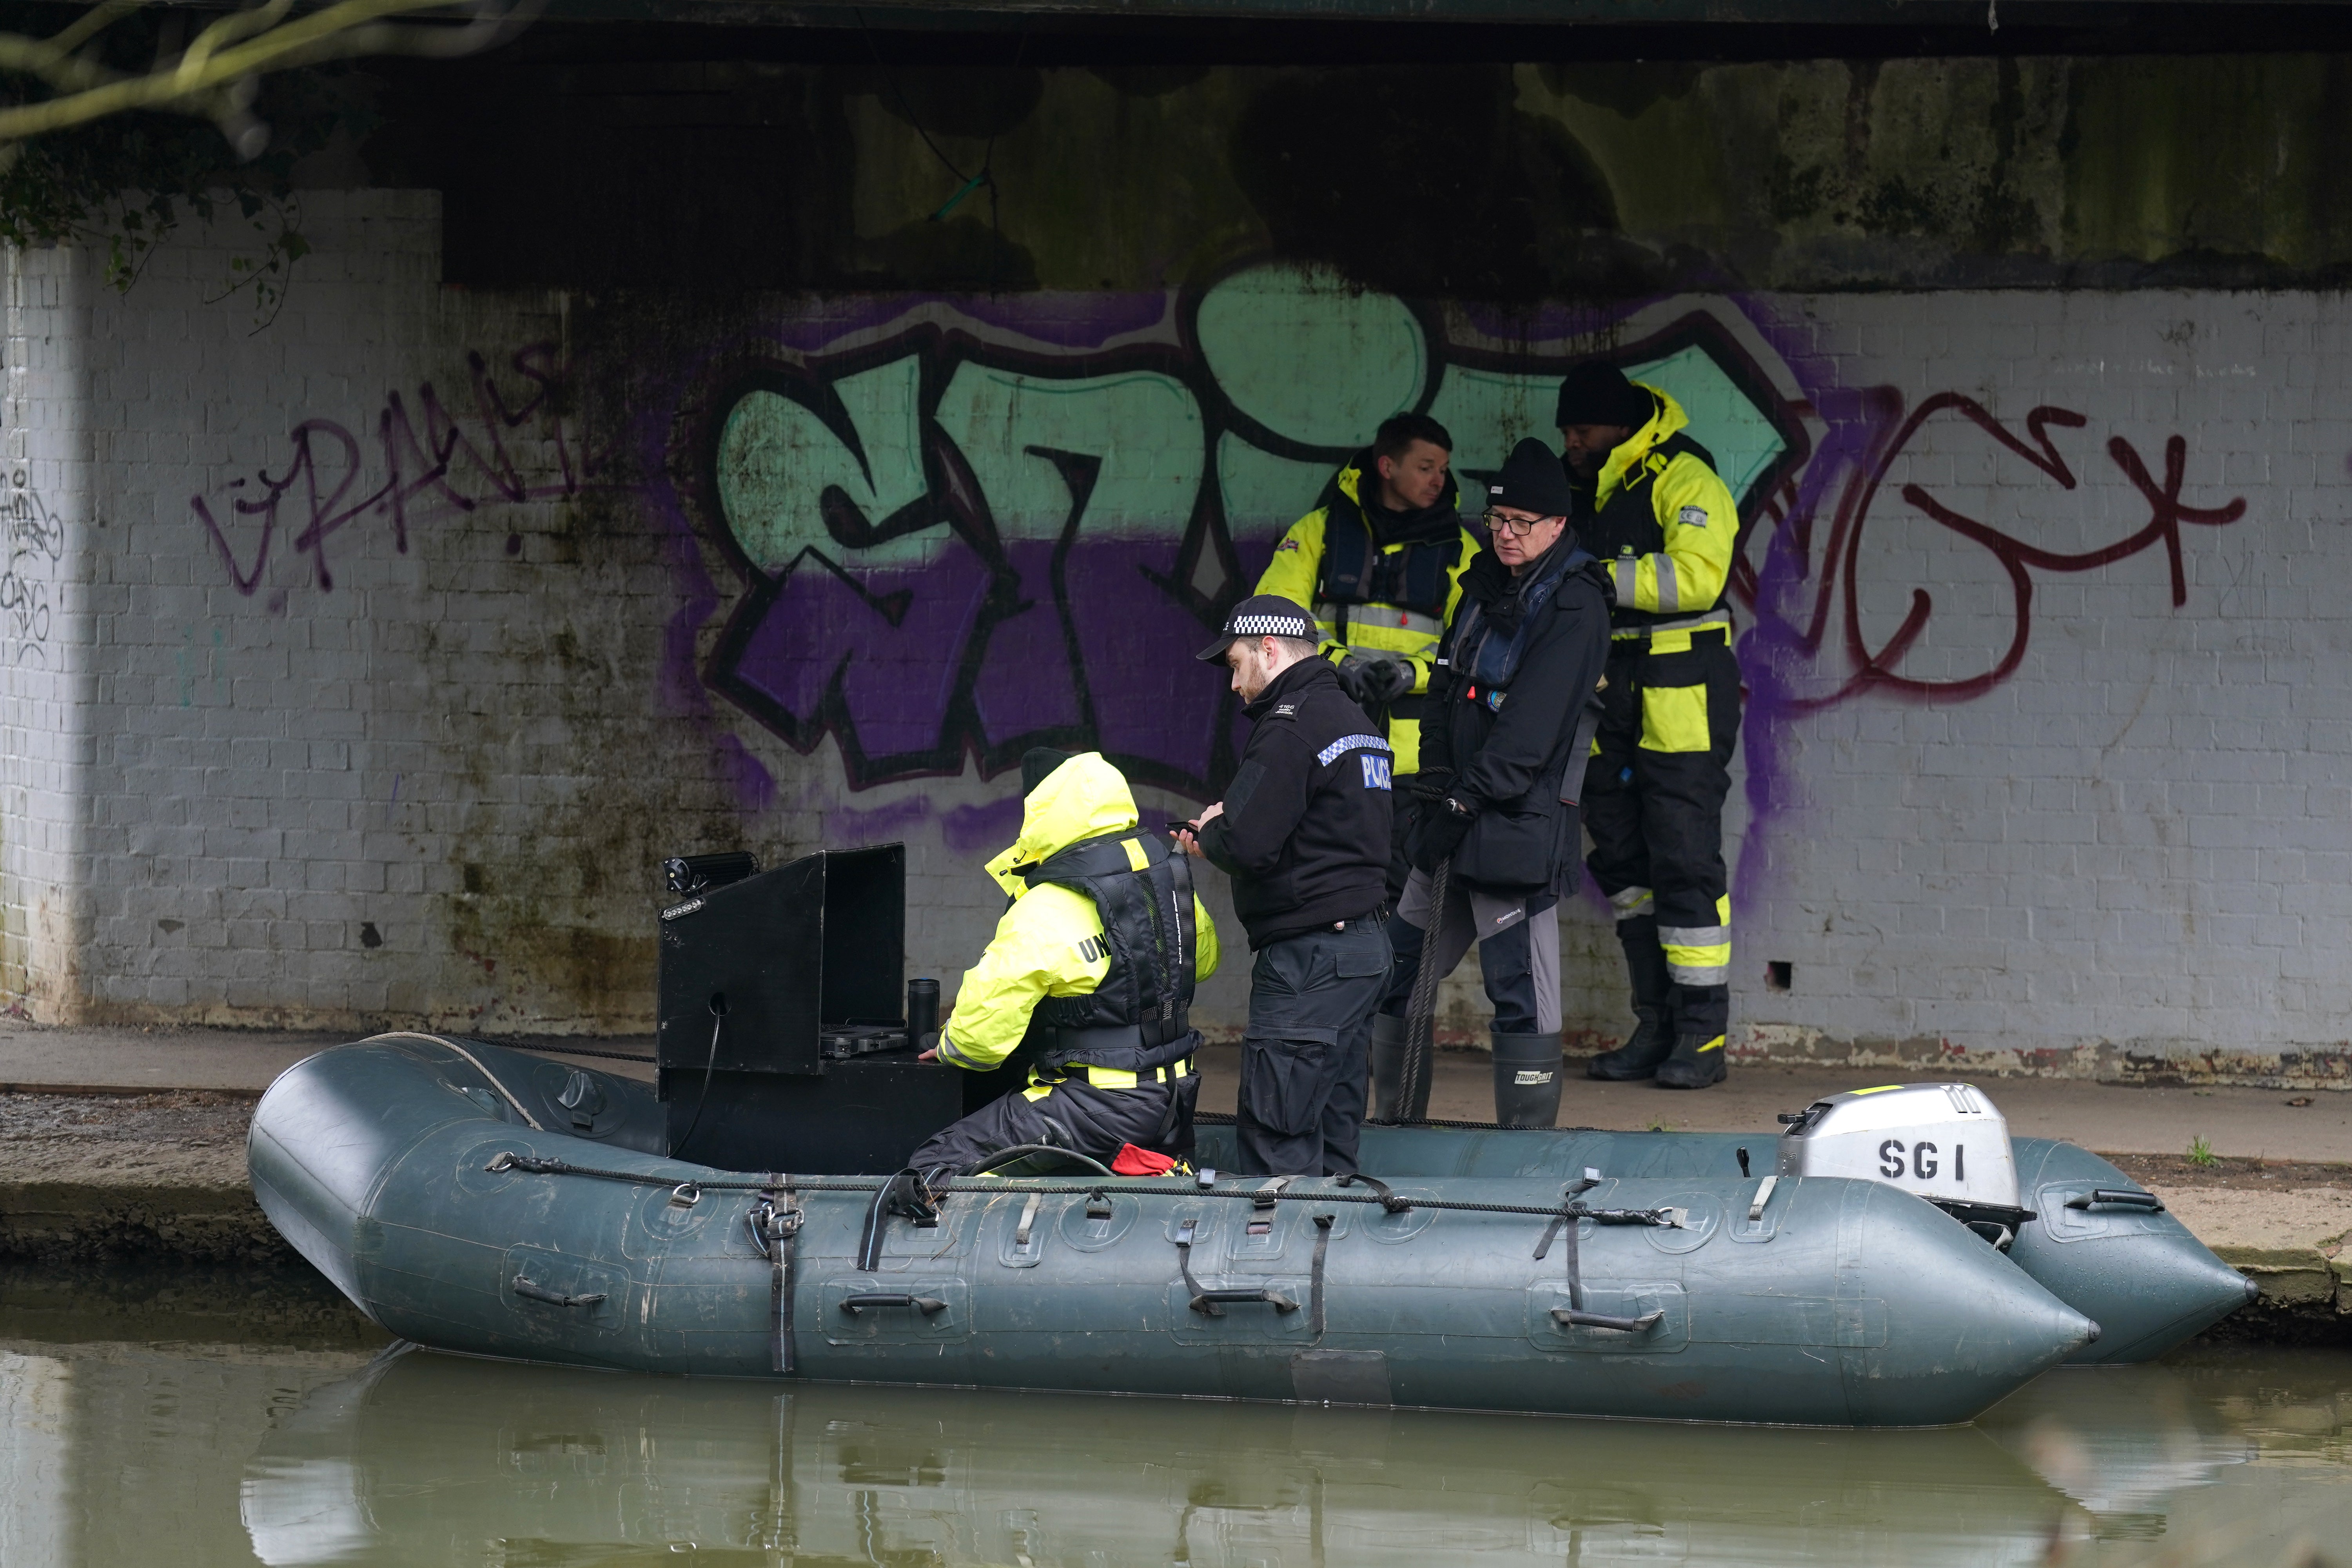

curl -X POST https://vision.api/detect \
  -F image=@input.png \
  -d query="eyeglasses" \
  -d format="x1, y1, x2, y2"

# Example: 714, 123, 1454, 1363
1482, 510, 1561, 537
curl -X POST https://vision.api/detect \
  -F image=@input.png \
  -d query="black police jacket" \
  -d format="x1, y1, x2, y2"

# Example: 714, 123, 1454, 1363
1198, 657, 1394, 949
1422, 537, 1613, 897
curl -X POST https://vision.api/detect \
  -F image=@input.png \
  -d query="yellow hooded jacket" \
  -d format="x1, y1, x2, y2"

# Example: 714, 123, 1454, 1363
1254, 461, 1483, 776
1588, 385, 1739, 628
936, 753, 1220, 1097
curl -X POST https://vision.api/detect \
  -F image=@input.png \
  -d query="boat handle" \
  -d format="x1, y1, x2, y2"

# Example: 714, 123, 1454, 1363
2065, 1189, 2165, 1212
1551, 1307, 1665, 1333
1190, 1286, 1299, 1316
512, 1276, 607, 1309
839, 1293, 948, 1317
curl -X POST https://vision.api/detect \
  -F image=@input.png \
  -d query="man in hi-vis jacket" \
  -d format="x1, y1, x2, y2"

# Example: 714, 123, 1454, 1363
909, 750, 1221, 1174
1557, 361, 1743, 1091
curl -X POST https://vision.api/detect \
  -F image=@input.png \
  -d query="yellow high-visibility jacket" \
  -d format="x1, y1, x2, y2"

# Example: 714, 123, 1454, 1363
937, 752, 1219, 1094
1254, 463, 1483, 776
1584, 385, 1739, 629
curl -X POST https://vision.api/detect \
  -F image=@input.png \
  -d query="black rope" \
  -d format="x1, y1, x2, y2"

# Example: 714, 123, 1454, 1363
671, 1012, 725, 1163
483, 1153, 1675, 1224
509, 1042, 656, 1065
1197, 1110, 1608, 1135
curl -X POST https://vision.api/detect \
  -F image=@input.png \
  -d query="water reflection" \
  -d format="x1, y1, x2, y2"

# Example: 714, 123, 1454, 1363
4, 1289, 2349, 1567
245, 1348, 2088, 1566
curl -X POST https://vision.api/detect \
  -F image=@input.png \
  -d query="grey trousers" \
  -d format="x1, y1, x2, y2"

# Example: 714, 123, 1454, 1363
1377, 869, 1561, 1035
1236, 920, 1392, 1178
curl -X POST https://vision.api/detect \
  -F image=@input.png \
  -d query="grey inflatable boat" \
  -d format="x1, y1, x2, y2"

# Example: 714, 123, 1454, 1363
250, 1033, 2101, 1426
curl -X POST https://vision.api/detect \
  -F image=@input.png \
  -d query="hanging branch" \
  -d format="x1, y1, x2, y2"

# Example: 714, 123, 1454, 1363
0, 0, 540, 163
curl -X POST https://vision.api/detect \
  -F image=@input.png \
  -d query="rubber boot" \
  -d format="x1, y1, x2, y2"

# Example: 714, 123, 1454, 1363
1586, 1007, 1672, 1081
1369, 1011, 1412, 1122
1588, 913, 1675, 1080
1490, 1029, 1564, 1129
1655, 1032, 1728, 1089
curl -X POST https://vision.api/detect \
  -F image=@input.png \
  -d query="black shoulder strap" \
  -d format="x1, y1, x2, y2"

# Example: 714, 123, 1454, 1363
1653, 430, 1717, 471
1314, 498, 1373, 639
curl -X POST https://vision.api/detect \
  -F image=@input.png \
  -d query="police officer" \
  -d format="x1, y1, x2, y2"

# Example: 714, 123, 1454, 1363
1254, 414, 1483, 902
909, 748, 1221, 1172
1179, 595, 1393, 1177
1555, 361, 1742, 1091
1372, 439, 1611, 1127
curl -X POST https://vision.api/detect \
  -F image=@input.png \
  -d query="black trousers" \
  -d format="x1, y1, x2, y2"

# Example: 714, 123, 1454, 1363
1583, 627, 1741, 1044
906, 1076, 1184, 1174
1236, 920, 1392, 1178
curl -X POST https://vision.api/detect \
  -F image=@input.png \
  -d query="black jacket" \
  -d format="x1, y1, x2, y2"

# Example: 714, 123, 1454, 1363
1199, 658, 1394, 948
1421, 537, 1612, 896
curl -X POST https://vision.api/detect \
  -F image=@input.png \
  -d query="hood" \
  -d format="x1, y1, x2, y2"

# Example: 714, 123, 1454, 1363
984, 751, 1139, 898
1334, 456, 1463, 547
1594, 384, 1691, 505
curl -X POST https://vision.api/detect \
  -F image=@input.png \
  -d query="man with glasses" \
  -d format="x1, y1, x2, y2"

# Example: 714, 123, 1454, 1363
1368, 439, 1612, 1127
1254, 413, 1483, 904
1555, 360, 1743, 1091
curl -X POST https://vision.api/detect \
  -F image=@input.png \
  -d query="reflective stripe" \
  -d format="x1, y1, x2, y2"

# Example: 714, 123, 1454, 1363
1611, 608, 1733, 642
1122, 837, 1149, 873
1695, 1035, 1725, 1054
1661, 924, 1731, 948
1666, 963, 1731, 987
1317, 733, 1392, 767
1663, 918, 1732, 987
1610, 886, 1654, 922
1653, 556, 1679, 613
1314, 602, 1442, 639
1649, 628, 1693, 655
1611, 559, 1637, 604
1029, 1057, 1193, 1094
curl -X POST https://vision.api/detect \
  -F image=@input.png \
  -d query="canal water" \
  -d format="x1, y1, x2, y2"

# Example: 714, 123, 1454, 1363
2, 1270, 2346, 1566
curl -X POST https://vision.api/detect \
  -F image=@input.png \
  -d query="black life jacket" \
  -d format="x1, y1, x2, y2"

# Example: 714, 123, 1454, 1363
1577, 431, 1721, 631
1018, 829, 1199, 1074
1315, 484, 1466, 626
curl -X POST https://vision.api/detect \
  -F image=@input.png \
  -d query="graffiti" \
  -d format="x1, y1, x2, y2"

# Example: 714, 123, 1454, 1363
1750, 388, 2248, 708
683, 266, 1809, 799
192, 345, 590, 595
0, 471, 61, 666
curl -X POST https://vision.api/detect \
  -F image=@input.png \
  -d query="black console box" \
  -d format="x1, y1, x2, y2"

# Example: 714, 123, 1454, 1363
653, 843, 1026, 1174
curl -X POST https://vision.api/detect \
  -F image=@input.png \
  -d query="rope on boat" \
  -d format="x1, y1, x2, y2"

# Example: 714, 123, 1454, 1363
480, 1151, 1678, 1225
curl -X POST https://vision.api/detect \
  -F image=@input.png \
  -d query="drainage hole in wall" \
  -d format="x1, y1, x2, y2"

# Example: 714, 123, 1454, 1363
1766, 962, 1792, 992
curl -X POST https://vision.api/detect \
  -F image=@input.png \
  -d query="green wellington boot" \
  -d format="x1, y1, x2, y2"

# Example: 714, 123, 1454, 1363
1655, 1032, 1728, 1089
1586, 1007, 1672, 1081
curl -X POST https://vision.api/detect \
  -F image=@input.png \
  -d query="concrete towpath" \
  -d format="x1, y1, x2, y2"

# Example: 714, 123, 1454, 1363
0, 1025, 2347, 1337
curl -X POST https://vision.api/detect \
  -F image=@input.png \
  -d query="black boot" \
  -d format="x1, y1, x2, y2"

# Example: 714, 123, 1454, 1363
1655, 1032, 1727, 1089
1586, 1006, 1672, 1081
1490, 1029, 1564, 1128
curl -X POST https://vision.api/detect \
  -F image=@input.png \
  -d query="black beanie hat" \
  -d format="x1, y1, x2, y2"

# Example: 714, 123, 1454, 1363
1020, 747, 1075, 795
1484, 437, 1579, 519
1554, 361, 1653, 430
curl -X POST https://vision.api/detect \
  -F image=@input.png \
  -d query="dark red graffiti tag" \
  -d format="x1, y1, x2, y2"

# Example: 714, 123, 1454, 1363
1778, 393, 2246, 708
194, 345, 583, 594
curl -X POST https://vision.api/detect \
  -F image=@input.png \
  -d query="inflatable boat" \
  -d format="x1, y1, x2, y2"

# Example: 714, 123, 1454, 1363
1196, 1109, 2258, 1367
252, 1032, 2103, 1426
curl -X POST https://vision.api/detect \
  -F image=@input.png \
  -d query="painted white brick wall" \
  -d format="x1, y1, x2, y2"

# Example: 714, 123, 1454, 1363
3, 191, 2343, 1080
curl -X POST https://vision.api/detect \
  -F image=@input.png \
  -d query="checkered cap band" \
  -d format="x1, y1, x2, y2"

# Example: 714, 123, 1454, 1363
1226, 610, 1314, 639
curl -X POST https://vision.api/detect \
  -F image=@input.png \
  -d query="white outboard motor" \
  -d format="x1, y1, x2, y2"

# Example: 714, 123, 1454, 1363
1776, 1083, 2035, 1247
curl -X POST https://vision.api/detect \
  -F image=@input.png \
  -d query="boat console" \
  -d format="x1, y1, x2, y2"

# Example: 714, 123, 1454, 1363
654, 842, 1023, 1173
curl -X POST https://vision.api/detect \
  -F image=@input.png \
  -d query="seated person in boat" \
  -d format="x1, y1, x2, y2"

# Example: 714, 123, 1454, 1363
909, 748, 1221, 1175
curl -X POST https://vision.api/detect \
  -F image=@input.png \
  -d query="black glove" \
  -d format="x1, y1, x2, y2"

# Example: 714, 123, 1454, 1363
1413, 796, 1475, 871
1335, 654, 1414, 709
1409, 767, 1456, 804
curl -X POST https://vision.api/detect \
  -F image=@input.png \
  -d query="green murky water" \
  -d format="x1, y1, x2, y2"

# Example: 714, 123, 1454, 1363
2, 1270, 2347, 1566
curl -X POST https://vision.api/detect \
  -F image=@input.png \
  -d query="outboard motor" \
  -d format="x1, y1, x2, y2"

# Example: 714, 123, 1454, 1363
1777, 1083, 2038, 1247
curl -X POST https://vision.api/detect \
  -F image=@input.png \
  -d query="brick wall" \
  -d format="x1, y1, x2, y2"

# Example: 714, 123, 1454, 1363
4, 191, 2341, 1082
